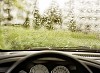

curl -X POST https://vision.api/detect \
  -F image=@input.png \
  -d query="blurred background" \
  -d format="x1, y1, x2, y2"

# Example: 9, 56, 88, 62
0, 0, 100, 50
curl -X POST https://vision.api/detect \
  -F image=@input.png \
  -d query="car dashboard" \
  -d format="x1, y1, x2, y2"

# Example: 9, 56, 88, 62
0, 51, 100, 73
19, 57, 78, 73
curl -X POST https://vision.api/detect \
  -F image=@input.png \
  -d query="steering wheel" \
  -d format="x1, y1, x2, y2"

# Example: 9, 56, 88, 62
6, 51, 93, 73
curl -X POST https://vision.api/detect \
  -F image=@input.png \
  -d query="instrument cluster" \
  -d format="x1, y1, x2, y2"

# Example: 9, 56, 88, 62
29, 64, 70, 73
19, 64, 76, 73
19, 58, 77, 73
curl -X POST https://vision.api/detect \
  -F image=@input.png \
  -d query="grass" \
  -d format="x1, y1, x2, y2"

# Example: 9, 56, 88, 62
0, 26, 100, 50
0, 27, 4, 49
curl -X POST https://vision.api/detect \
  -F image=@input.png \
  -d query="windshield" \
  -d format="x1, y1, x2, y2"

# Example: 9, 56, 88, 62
0, 0, 100, 50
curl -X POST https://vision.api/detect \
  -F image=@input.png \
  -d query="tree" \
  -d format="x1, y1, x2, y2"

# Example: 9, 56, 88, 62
23, 12, 30, 28
69, 18, 76, 32
32, 0, 42, 29
1, 0, 13, 25
33, 9, 42, 29
0, 1, 3, 25
68, 0, 76, 32
1, 0, 24, 25
43, 0, 62, 29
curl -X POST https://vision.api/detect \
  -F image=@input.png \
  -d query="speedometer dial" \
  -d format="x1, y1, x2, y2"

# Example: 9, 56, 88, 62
29, 64, 49, 73
51, 66, 70, 73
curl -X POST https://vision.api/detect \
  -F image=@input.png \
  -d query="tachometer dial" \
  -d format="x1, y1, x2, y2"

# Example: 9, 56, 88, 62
29, 64, 49, 73
51, 66, 70, 73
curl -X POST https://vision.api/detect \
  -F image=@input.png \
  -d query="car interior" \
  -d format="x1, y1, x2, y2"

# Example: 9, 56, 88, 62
0, 49, 99, 73
0, 0, 100, 73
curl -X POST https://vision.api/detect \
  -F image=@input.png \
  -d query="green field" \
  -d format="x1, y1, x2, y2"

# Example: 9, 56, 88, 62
0, 26, 100, 50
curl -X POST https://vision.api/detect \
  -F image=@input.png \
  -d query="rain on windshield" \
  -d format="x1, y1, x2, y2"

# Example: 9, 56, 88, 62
0, 0, 100, 50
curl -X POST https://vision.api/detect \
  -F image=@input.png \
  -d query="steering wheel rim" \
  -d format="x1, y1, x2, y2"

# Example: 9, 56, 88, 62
6, 51, 93, 73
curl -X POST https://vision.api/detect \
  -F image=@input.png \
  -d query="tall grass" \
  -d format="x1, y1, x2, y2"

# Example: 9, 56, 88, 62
1, 26, 100, 50
0, 27, 4, 49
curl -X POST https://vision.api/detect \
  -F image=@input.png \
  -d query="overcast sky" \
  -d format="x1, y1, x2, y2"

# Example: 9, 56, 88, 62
36, 0, 68, 14
25, 0, 99, 14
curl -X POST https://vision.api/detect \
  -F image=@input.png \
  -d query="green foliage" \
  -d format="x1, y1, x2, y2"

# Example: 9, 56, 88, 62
44, 18, 54, 30
2, 0, 62, 30
1, 26, 100, 50
69, 20, 76, 32
1, 0, 24, 26
23, 17, 30, 28
33, 9, 42, 29
42, 1, 62, 30
0, 27, 4, 49
33, 18, 42, 29
70, 32, 97, 39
